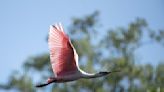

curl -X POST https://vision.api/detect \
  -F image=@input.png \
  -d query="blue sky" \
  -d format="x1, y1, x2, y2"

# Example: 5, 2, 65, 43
0, 0, 164, 88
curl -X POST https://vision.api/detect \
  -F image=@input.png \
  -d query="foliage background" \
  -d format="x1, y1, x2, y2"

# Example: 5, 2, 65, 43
0, 0, 164, 92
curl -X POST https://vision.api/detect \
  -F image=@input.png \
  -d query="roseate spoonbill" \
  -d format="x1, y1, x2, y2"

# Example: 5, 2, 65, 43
35, 23, 119, 87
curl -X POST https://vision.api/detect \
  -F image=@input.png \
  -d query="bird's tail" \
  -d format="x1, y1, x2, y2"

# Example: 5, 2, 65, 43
35, 82, 51, 88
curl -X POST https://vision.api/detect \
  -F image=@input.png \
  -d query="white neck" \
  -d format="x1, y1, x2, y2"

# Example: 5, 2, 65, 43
78, 69, 102, 79
81, 73, 103, 79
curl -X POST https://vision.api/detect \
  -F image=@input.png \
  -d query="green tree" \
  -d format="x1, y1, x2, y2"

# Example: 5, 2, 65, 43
0, 11, 164, 92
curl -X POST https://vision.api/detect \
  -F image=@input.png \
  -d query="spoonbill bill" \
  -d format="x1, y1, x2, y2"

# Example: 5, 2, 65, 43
36, 23, 119, 87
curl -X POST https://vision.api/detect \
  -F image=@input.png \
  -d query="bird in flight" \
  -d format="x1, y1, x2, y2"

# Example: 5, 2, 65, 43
36, 23, 119, 87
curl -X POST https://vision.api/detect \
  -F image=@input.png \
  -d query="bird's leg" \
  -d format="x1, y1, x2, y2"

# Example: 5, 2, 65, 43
35, 83, 50, 87
35, 77, 57, 88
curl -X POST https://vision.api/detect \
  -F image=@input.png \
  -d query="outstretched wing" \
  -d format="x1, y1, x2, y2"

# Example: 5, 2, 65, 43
48, 23, 78, 77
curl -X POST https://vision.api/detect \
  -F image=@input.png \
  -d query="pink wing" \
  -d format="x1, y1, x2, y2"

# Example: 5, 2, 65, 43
48, 23, 78, 77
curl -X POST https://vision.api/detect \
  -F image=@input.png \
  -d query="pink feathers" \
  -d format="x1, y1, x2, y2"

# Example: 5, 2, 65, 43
35, 23, 116, 88
48, 23, 78, 77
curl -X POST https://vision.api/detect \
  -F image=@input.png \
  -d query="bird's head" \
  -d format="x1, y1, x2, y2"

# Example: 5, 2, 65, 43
96, 71, 111, 77
96, 70, 120, 77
